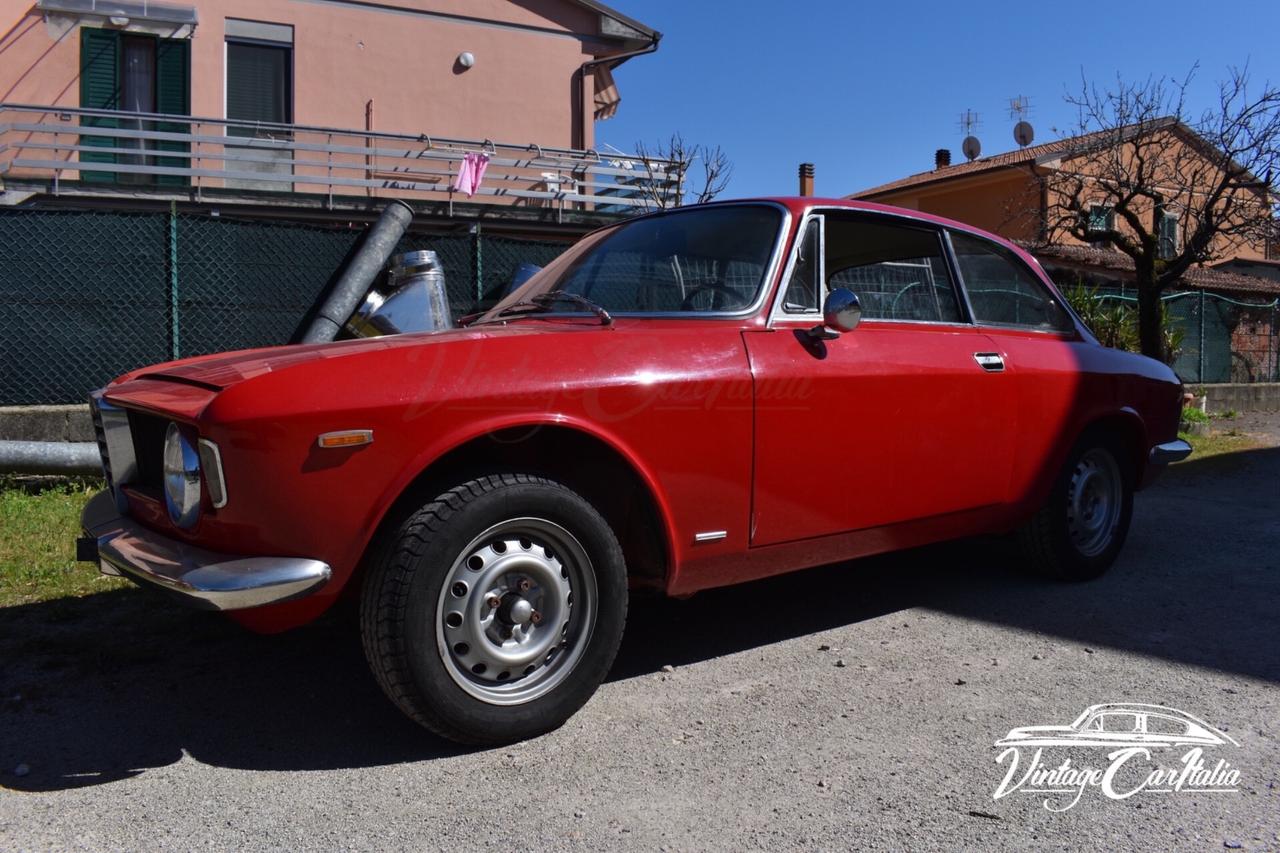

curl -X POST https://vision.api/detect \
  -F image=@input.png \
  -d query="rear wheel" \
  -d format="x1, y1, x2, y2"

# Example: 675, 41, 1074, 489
360, 474, 627, 744
1017, 435, 1133, 581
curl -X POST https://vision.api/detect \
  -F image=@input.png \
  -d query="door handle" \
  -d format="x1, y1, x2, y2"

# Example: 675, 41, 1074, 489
973, 352, 1005, 372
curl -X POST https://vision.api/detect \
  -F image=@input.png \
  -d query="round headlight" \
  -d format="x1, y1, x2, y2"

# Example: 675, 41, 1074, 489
163, 421, 202, 529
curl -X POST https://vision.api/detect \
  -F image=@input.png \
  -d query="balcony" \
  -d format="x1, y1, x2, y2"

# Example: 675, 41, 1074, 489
0, 103, 682, 224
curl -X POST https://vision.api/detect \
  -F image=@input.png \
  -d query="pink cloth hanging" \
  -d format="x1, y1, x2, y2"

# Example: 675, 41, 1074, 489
451, 151, 490, 197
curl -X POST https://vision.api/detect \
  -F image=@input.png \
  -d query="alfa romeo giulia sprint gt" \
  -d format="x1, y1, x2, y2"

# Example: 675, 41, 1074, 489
78, 198, 1189, 743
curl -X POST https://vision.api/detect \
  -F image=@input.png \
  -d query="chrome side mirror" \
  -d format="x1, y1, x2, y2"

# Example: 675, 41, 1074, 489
808, 288, 861, 340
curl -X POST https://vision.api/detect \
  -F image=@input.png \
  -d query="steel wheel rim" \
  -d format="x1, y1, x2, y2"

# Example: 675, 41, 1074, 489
435, 517, 597, 706
1066, 449, 1122, 558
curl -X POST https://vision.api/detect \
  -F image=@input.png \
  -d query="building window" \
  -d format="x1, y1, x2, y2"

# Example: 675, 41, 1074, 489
1086, 204, 1114, 243
1158, 210, 1180, 260
225, 20, 294, 138
224, 20, 293, 189
78, 28, 190, 185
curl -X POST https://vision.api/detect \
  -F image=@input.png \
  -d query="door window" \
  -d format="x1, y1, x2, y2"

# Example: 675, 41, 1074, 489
950, 232, 1074, 331
825, 216, 963, 323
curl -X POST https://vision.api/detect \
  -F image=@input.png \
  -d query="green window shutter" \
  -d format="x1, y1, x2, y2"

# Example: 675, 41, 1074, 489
1158, 212, 1178, 260
154, 38, 191, 187
79, 27, 120, 183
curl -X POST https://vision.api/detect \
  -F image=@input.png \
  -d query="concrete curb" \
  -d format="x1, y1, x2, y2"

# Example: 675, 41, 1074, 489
0, 405, 94, 443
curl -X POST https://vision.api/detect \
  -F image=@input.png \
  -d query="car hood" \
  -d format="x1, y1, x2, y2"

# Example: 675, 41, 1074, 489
120, 324, 594, 391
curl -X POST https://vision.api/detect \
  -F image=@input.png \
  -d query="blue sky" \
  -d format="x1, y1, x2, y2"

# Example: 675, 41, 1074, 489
597, 0, 1280, 199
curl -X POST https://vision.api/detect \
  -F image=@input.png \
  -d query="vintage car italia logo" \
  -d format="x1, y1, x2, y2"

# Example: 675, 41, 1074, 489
992, 703, 1241, 812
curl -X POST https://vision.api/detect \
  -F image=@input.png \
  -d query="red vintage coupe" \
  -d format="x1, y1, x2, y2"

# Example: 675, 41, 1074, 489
78, 198, 1189, 743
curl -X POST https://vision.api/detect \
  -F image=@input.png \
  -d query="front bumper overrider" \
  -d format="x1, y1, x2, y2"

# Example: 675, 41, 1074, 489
78, 490, 331, 611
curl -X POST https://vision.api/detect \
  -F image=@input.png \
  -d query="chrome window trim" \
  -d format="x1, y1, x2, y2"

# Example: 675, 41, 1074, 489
975, 323, 1078, 337
856, 318, 982, 329
941, 228, 978, 323
480, 201, 793, 323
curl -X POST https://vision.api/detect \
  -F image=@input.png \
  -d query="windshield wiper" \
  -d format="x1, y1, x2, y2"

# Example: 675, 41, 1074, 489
481, 292, 613, 326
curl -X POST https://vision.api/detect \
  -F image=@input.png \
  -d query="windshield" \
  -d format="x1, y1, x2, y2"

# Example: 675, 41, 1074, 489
478, 204, 784, 321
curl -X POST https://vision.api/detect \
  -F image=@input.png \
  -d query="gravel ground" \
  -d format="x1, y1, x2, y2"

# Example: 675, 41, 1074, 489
2, 419, 1278, 851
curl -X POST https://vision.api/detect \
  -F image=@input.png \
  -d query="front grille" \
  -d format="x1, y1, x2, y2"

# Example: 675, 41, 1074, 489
89, 395, 113, 490
88, 391, 139, 499
127, 410, 169, 493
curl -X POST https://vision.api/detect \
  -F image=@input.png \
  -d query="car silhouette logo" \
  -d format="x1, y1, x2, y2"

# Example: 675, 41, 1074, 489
995, 703, 1238, 749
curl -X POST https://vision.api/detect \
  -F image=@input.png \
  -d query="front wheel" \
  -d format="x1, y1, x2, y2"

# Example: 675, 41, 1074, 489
360, 474, 627, 744
1017, 435, 1134, 581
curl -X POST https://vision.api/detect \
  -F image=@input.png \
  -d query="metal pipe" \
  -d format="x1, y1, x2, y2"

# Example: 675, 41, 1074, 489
300, 200, 415, 344
0, 441, 101, 476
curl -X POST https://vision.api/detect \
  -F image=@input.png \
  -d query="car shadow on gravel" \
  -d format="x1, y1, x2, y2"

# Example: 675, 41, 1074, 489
2, 446, 1275, 791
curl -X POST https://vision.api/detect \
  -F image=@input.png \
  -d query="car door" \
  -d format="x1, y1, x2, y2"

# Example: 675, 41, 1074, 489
744, 211, 1018, 547
946, 230, 1086, 497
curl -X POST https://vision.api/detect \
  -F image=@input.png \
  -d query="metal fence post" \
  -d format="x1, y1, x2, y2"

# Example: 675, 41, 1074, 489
1270, 300, 1278, 382
169, 202, 180, 360
472, 224, 483, 303
1198, 289, 1205, 383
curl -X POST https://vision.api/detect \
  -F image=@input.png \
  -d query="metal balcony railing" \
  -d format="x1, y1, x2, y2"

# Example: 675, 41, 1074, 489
0, 103, 683, 216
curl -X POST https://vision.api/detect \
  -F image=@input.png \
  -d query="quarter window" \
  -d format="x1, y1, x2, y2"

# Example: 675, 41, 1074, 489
950, 232, 1074, 332
825, 217, 962, 323
781, 219, 821, 313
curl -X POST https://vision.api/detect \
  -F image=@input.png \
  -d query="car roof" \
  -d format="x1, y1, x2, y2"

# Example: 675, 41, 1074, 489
660, 197, 1044, 271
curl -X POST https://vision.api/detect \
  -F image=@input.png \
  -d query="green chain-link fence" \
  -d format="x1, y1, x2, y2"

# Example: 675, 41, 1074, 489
0, 209, 570, 405
1095, 288, 1280, 384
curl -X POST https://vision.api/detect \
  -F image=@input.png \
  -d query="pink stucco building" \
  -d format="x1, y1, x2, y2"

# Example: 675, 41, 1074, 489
0, 0, 672, 223
1, 0, 658, 150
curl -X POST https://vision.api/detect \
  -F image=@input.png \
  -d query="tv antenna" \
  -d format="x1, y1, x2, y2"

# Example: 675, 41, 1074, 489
959, 109, 982, 162
1009, 95, 1035, 147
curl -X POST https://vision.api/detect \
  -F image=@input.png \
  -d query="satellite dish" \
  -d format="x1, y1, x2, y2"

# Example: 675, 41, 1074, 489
962, 135, 981, 161
1014, 121, 1035, 147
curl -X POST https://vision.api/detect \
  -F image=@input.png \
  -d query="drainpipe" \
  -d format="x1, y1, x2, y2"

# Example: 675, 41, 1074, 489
0, 441, 101, 476
299, 200, 414, 344
574, 33, 662, 150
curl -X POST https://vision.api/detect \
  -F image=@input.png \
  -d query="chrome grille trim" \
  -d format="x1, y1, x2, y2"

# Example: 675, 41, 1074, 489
89, 389, 138, 509
89, 393, 112, 490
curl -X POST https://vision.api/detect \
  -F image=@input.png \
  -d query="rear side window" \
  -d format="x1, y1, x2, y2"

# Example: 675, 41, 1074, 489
825, 216, 963, 323
950, 232, 1074, 332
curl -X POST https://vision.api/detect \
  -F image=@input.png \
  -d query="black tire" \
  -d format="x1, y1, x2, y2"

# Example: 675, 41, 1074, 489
1017, 433, 1134, 581
360, 473, 627, 744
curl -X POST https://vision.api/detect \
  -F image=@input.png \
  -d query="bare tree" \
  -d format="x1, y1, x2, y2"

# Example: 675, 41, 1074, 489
1036, 66, 1280, 361
632, 133, 732, 209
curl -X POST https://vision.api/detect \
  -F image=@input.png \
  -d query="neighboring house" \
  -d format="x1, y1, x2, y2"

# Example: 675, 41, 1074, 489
850, 122, 1275, 273
849, 123, 1280, 383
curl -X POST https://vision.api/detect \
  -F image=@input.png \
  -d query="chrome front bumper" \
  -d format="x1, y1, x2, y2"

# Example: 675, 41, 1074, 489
1149, 439, 1193, 465
79, 491, 331, 611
